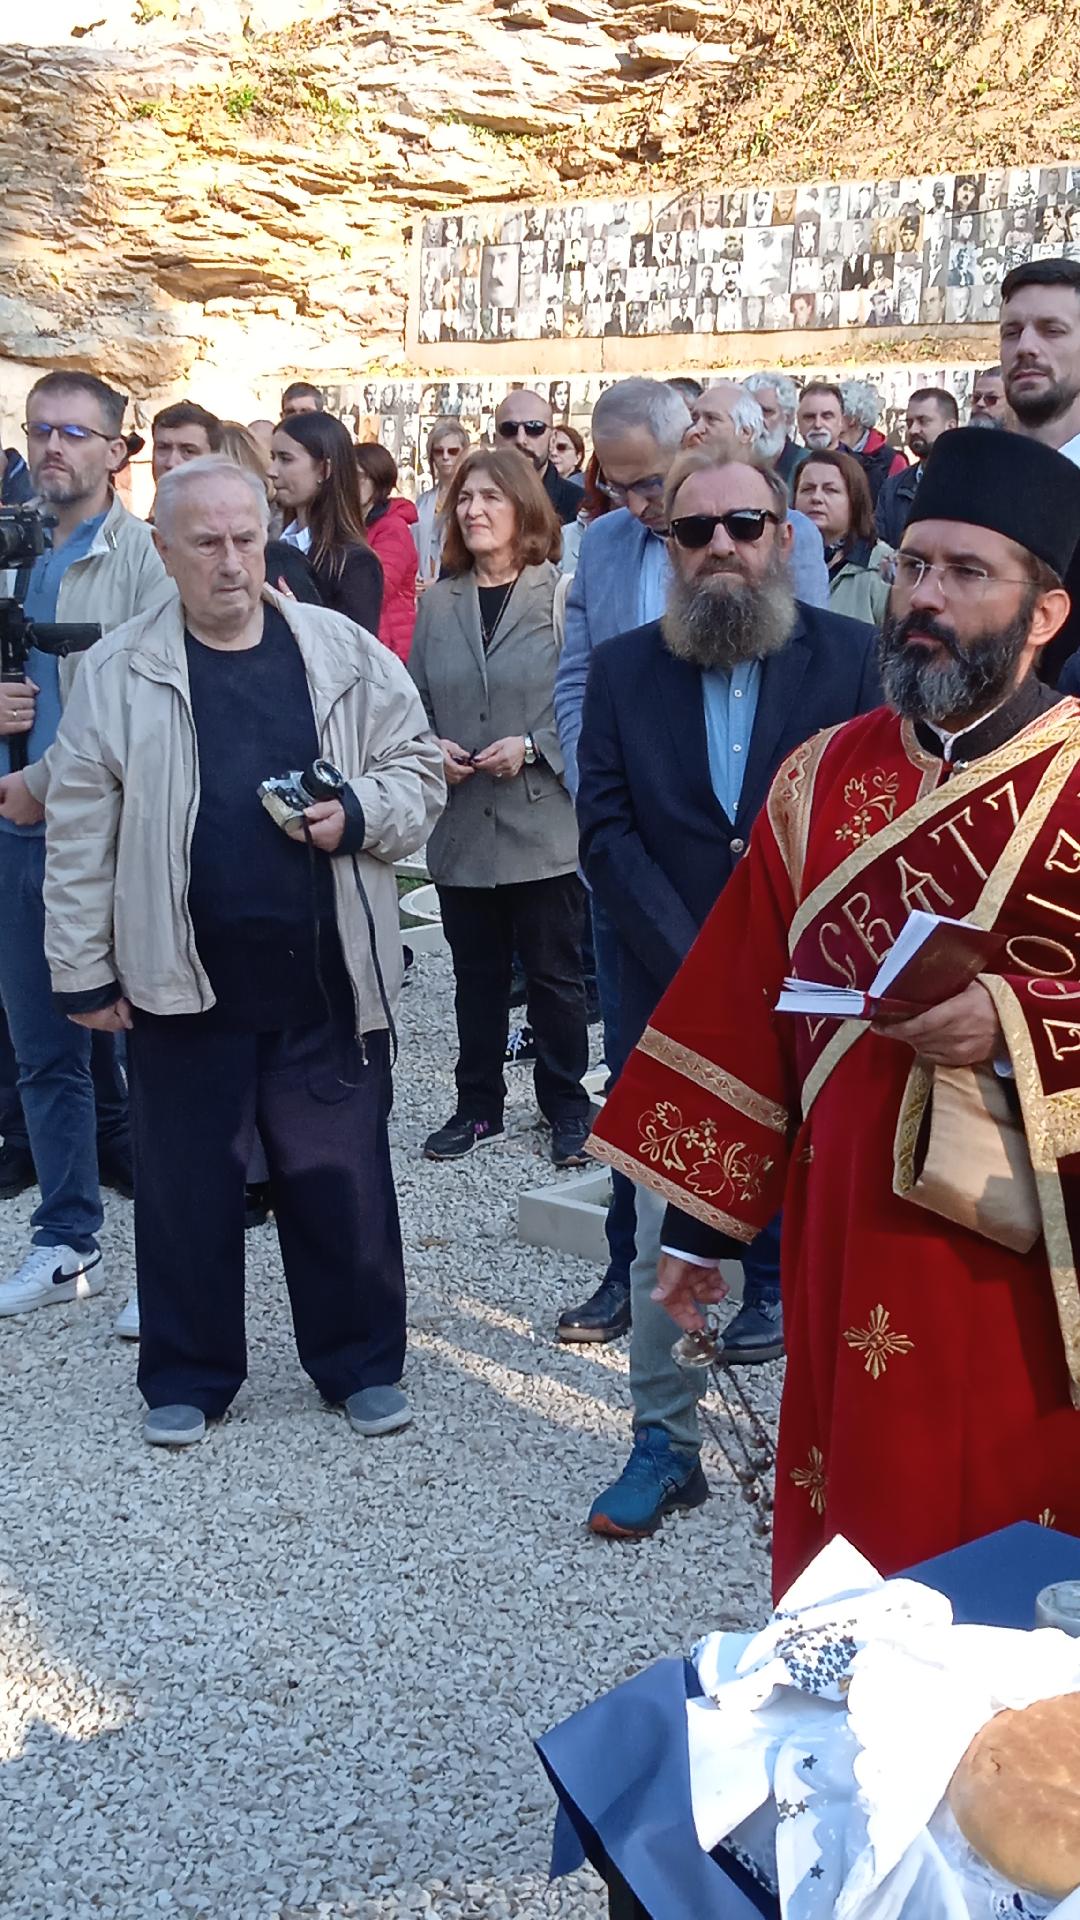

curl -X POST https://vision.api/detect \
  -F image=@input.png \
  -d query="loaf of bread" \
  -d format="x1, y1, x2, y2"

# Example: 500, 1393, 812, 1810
947, 1693, 1080, 1899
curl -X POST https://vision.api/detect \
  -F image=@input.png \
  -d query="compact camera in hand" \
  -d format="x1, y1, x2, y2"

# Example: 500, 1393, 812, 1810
257, 758, 346, 832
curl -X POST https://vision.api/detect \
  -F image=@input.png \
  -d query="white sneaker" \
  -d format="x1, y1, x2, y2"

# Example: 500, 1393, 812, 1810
0, 1243, 105, 1316
114, 1290, 140, 1341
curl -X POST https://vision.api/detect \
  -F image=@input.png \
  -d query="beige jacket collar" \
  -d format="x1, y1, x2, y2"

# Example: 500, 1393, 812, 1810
128, 584, 366, 719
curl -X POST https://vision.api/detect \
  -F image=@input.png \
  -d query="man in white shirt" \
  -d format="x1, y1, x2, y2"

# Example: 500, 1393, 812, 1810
1000, 257, 1080, 465
1000, 257, 1080, 682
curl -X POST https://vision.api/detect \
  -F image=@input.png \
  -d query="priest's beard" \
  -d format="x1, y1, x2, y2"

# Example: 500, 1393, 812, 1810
662, 555, 796, 671
878, 598, 1036, 725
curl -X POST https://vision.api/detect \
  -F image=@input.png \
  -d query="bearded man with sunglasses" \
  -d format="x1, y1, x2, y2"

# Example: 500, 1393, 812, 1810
493, 389, 581, 526
590, 428, 1080, 1586
579, 448, 879, 1538
0, 371, 166, 1327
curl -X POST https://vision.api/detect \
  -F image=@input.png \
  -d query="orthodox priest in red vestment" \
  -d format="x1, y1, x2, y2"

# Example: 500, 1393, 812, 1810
589, 428, 1080, 1596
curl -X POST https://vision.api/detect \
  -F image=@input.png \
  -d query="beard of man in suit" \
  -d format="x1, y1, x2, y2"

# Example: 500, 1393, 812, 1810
663, 546, 795, 670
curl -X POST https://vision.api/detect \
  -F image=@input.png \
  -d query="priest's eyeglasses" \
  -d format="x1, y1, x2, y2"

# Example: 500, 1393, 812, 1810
884, 552, 1032, 598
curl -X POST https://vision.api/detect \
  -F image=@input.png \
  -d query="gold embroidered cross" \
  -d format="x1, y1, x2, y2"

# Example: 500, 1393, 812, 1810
790, 1446, 827, 1515
843, 1305, 914, 1381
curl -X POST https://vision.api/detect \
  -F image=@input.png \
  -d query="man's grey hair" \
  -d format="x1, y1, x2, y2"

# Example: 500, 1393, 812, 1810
743, 371, 799, 422
154, 455, 270, 538
592, 377, 691, 453
712, 384, 766, 447
840, 379, 883, 430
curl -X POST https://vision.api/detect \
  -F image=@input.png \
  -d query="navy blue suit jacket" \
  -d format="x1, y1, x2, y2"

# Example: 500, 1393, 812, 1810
576, 601, 882, 1056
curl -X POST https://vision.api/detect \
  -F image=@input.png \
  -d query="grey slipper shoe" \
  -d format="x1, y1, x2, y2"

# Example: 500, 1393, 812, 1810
344, 1386, 412, 1436
143, 1404, 207, 1447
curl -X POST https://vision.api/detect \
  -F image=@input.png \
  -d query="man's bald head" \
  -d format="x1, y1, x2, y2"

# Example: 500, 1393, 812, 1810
495, 388, 555, 470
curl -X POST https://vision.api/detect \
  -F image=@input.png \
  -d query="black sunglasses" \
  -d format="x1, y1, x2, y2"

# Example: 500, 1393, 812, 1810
496, 420, 547, 440
669, 509, 781, 550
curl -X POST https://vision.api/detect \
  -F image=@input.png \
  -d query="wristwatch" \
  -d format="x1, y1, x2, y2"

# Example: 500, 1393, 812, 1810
523, 734, 538, 767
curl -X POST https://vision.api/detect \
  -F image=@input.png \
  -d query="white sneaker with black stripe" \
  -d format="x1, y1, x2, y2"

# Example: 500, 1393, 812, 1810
0, 1243, 105, 1316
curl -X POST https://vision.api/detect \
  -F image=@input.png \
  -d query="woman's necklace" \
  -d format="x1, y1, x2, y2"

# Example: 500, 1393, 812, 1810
478, 575, 518, 649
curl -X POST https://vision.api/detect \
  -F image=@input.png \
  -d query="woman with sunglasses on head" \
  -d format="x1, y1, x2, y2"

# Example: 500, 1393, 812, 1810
408, 448, 592, 1169
269, 412, 383, 634
794, 449, 893, 626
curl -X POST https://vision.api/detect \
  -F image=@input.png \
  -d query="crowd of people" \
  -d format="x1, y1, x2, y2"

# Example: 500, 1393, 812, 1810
3, 250, 1080, 1600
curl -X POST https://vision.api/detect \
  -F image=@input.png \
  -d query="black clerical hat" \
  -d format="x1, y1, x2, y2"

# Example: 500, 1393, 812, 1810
906, 426, 1080, 577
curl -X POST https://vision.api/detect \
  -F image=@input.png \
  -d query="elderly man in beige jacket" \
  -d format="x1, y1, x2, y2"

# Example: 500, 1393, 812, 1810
43, 456, 445, 1448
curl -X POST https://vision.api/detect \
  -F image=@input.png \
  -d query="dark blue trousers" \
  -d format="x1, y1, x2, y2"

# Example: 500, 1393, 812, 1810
128, 1015, 406, 1418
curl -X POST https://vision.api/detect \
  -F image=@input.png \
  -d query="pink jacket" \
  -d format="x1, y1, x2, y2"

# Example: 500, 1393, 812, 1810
366, 497, 419, 660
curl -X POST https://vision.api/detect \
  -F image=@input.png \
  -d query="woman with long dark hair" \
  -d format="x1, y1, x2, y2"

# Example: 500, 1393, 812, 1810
270, 412, 383, 633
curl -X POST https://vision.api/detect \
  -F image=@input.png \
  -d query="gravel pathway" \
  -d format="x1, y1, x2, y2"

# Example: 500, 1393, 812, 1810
1, 953, 778, 1919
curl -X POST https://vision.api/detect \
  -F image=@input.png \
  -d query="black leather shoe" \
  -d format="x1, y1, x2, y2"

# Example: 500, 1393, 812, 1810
720, 1298, 785, 1364
245, 1182, 273, 1230
0, 1142, 35, 1198
98, 1143, 134, 1200
551, 1118, 592, 1168
557, 1272, 631, 1343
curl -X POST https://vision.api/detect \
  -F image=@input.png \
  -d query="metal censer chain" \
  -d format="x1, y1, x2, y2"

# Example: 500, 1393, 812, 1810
673, 1313, 776, 1538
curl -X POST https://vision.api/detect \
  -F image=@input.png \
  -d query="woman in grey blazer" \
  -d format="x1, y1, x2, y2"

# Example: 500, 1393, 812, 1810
409, 448, 591, 1167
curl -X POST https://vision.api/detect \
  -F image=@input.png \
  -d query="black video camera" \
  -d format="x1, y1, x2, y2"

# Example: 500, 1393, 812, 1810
0, 506, 102, 772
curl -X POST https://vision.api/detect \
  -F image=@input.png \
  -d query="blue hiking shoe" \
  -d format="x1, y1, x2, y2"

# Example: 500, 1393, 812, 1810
720, 1297, 784, 1364
588, 1426, 708, 1539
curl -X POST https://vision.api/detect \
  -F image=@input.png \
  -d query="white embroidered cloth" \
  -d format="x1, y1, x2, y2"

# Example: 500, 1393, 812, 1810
686, 1537, 1080, 1919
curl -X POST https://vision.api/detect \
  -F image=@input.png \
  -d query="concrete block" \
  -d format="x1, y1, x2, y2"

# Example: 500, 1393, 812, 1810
518, 1166, 611, 1265
403, 920, 449, 956
400, 878, 447, 955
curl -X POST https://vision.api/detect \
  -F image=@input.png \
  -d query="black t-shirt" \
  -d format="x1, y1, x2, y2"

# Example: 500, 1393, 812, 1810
477, 581, 516, 650
184, 605, 350, 1030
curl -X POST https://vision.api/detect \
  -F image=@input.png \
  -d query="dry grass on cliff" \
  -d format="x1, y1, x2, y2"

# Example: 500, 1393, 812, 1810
534, 0, 1080, 200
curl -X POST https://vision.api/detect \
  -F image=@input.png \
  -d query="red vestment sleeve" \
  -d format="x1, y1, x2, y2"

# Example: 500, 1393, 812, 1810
589, 795, 799, 1242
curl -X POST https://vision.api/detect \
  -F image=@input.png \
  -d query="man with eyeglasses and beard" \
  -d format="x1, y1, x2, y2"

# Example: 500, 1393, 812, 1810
578, 450, 879, 1538
493, 389, 581, 525
590, 426, 1080, 1591
0, 370, 167, 1330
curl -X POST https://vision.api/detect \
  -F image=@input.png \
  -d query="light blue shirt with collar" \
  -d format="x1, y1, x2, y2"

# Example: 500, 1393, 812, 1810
636, 526, 671, 628
700, 658, 762, 820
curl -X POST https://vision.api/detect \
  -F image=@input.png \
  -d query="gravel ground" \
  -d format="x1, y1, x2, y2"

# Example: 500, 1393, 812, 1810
1, 952, 778, 1920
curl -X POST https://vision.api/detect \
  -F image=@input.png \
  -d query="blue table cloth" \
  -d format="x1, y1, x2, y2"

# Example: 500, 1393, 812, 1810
536, 1523, 1080, 1920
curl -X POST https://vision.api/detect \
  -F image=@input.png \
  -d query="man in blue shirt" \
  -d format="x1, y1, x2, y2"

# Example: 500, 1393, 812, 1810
576, 449, 880, 1538
0, 370, 166, 1326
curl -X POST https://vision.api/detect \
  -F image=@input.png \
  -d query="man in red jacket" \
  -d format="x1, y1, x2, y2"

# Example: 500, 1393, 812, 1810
354, 444, 419, 661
